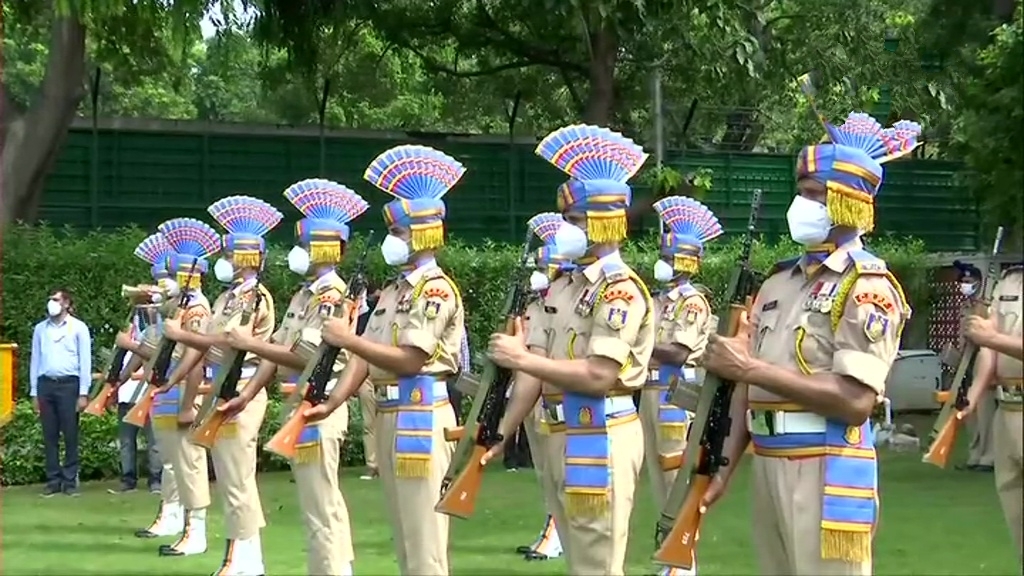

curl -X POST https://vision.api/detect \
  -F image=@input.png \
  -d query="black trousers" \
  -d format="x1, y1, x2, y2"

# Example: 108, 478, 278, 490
38, 376, 81, 488
503, 423, 532, 469
446, 378, 464, 425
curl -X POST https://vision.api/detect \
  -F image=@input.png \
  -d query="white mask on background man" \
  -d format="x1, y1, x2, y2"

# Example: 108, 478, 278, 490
786, 195, 832, 246
959, 282, 977, 296
287, 246, 311, 276
213, 258, 235, 283
529, 271, 550, 292
653, 259, 675, 283
380, 234, 411, 266
554, 223, 588, 260
46, 300, 62, 317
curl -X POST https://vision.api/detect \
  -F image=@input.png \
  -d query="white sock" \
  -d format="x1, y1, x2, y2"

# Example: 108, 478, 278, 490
338, 561, 354, 576
534, 516, 562, 557
170, 508, 207, 555
148, 501, 183, 536
232, 533, 265, 575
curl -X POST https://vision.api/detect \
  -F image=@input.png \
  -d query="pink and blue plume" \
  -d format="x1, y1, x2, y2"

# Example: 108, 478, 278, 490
157, 218, 222, 259
134, 233, 174, 265
535, 125, 648, 182
878, 119, 923, 164
527, 212, 564, 244
207, 195, 283, 236
653, 196, 724, 251
284, 179, 370, 224
824, 112, 890, 161
363, 145, 466, 200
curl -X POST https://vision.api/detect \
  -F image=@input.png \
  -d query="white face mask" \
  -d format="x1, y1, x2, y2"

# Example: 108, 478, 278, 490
654, 259, 675, 283
380, 234, 411, 266
213, 258, 235, 283
46, 300, 62, 317
287, 246, 311, 276
960, 282, 977, 296
554, 222, 588, 260
786, 195, 832, 246
529, 270, 550, 292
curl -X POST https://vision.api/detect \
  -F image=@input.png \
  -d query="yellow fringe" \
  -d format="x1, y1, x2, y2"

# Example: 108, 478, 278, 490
826, 183, 874, 233
152, 415, 178, 431
294, 443, 321, 464
396, 455, 431, 478
660, 422, 688, 440
673, 254, 700, 275
410, 222, 444, 252
309, 241, 341, 264
233, 250, 262, 269
175, 272, 201, 291
565, 491, 610, 518
219, 421, 239, 439
585, 210, 627, 243
821, 528, 871, 562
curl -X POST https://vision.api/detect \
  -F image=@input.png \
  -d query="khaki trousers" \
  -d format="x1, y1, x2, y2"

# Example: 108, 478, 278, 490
966, 386, 997, 466
639, 387, 686, 511
171, 394, 211, 509
994, 405, 1023, 564
293, 402, 354, 574
151, 424, 180, 504
210, 388, 267, 540
357, 379, 378, 469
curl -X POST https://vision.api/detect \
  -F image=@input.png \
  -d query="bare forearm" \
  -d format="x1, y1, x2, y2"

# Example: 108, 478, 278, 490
339, 333, 426, 376
970, 348, 998, 391
250, 339, 306, 371
168, 348, 204, 386
240, 358, 278, 399
327, 356, 370, 406
985, 332, 1024, 360
120, 355, 145, 383
499, 374, 542, 437
514, 354, 615, 397
743, 359, 873, 425
181, 365, 204, 407
652, 343, 693, 366
175, 331, 221, 352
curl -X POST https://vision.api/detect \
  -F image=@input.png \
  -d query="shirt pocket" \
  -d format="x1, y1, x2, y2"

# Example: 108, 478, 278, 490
795, 310, 835, 374
564, 318, 591, 360
997, 309, 1020, 336
753, 310, 780, 356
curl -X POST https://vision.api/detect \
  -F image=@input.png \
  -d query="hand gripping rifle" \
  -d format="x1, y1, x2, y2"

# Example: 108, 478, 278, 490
85, 306, 144, 417
923, 226, 1005, 468
653, 188, 764, 569
123, 258, 199, 427
265, 232, 375, 459
190, 272, 266, 449
435, 229, 534, 519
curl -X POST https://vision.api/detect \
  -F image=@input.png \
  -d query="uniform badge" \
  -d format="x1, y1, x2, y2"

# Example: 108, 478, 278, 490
396, 293, 412, 313
844, 425, 862, 446
606, 307, 628, 330
318, 302, 335, 318
818, 282, 837, 314
409, 387, 423, 404
863, 311, 890, 343
804, 281, 824, 311
423, 300, 441, 320
683, 302, 701, 325
578, 406, 593, 426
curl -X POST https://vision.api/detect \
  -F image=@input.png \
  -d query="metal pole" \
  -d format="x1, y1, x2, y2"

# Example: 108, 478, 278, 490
318, 79, 331, 177
652, 69, 667, 235
506, 91, 523, 241
90, 68, 101, 228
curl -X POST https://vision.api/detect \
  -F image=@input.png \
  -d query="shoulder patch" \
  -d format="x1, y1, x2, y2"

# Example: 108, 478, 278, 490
423, 286, 450, 301
318, 287, 343, 305
848, 249, 888, 275
769, 256, 801, 276
1002, 265, 1024, 279
603, 287, 635, 304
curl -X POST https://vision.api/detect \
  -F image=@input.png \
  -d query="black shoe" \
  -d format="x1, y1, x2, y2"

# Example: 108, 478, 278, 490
148, 484, 162, 494
135, 528, 161, 539
524, 551, 553, 561
41, 485, 62, 498
108, 485, 138, 495
63, 485, 80, 497
159, 544, 184, 556
515, 545, 535, 554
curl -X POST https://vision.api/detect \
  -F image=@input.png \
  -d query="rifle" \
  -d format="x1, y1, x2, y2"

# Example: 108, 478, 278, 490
190, 273, 266, 449
923, 227, 1005, 468
85, 306, 143, 417
123, 259, 199, 427
435, 229, 534, 519
265, 233, 375, 459
653, 188, 764, 569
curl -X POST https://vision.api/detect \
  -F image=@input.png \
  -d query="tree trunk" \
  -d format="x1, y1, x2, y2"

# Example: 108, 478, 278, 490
0, 14, 88, 226
582, 25, 618, 125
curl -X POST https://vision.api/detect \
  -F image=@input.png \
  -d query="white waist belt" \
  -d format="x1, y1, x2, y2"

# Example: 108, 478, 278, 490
647, 367, 699, 384
377, 381, 449, 402
746, 410, 826, 435
648, 369, 660, 382
204, 366, 257, 381
542, 396, 635, 425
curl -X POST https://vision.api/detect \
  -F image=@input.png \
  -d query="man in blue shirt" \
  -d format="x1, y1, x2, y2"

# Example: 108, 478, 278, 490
30, 288, 93, 497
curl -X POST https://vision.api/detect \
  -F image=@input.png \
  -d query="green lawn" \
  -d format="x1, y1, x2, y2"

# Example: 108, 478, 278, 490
2, 446, 1019, 575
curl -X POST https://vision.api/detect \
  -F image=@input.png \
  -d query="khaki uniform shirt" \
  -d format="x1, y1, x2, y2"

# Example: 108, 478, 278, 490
527, 253, 655, 397
748, 239, 908, 405
655, 283, 714, 367
140, 292, 212, 361
206, 280, 276, 369
993, 267, 1023, 383
363, 262, 465, 383
272, 271, 351, 389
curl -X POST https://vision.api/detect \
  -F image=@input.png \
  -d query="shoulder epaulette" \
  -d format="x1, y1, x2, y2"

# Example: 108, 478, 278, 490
1001, 265, 1024, 279
602, 259, 630, 283
847, 249, 888, 275
769, 256, 801, 276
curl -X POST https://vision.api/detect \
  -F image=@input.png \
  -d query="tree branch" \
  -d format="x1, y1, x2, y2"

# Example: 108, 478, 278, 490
406, 46, 545, 78
470, 0, 588, 74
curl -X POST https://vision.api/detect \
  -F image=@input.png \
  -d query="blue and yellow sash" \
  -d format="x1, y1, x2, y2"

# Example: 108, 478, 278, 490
750, 415, 876, 562
392, 374, 447, 478
151, 371, 180, 431
295, 424, 321, 465
656, 364, 689, 440
562, 392, 637, 518
204, 362, 239, 439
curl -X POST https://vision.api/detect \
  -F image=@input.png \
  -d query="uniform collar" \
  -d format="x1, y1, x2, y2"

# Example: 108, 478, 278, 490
307, 269, 340, 293
403, 258, 439, 286
583, 251, 623, 284
665, 280, 692, 302
795, 237, 864, 276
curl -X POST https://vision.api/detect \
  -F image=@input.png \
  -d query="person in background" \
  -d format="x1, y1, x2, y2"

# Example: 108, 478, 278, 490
355, 283, 381, 480
954, 261, 996, 472
30, 287, 93, 497
109, 307, 163, 494
446, 325, 471, 425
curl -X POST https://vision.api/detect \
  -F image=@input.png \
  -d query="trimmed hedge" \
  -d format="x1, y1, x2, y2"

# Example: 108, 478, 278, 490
0, 224, 932, 485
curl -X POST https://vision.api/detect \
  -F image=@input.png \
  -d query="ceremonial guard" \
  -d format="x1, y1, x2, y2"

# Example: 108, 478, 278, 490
698, 110, 921, 575
162, 197, 280, 576
510, 212, 571, 561
118, 222, 219, 556
962, 264, 1023, 563
304, 145, 467, 576
488, 125, 654, 576
644, 196, 724, 576
953, 261, 996, 471
218, 179, 370, 576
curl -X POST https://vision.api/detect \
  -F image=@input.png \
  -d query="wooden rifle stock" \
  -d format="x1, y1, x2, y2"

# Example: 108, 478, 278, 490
190, 400, 229, 449
922, 411, 964, 468
123, 388, 157, 427
444, 426, 465, 442
265, 400, 313, 459
660, 451, 683, 471
434, 444, 489, 519
84, 383, 116, 416
653, 472, 707, 569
